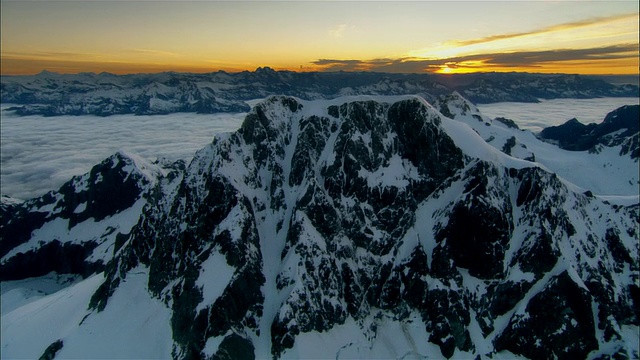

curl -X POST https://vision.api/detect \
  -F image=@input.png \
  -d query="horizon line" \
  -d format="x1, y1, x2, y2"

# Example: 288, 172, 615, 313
2, 68, 639, 77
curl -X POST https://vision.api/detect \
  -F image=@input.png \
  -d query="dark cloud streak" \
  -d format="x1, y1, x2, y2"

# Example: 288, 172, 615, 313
312, 44, 639, 73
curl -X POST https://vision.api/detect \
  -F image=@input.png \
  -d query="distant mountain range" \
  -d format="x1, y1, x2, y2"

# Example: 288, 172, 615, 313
2, 69, 638, 116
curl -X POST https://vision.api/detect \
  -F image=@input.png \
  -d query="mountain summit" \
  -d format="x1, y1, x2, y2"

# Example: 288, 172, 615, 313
2, 95, 638, 359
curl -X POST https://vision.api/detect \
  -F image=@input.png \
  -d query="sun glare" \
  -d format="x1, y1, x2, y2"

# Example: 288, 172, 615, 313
439, 65, 454, 74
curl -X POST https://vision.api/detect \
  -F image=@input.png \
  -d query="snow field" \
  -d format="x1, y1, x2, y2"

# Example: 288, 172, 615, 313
1, 269, 173, 359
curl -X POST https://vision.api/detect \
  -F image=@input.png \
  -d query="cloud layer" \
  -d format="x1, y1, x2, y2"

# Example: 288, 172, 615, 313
2, 97, 639, 200
478, 97, 640, 133
0, 107, 244, 199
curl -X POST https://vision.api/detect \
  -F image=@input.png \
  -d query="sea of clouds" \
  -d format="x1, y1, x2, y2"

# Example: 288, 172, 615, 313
478, 97, 640, 133
1, 97, 638, 200
0, 106, 245, 199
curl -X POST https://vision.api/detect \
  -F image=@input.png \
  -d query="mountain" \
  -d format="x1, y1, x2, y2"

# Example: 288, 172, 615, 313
1, 95, 638, 359
0, 152, 184, 281
538, 105, 639, 157
2, 69, 638, 116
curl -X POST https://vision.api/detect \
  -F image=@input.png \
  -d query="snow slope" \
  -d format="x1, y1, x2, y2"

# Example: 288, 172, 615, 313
1, 269, 173, 359
436, 93, 639, 196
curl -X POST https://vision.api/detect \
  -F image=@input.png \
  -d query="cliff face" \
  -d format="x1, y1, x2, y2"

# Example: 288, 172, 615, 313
2, 95, 638, 359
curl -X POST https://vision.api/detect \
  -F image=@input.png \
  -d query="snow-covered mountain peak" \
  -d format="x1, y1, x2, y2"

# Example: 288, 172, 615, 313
111, 150, 169, 185
434, 90, 482, 119
2, 95, 638, 360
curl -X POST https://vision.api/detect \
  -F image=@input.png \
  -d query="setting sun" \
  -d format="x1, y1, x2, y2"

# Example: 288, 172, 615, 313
439, 65, 455, 74
1, 1, 638, 75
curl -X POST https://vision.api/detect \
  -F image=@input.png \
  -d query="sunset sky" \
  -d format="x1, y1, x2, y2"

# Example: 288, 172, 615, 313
1, 1, 638, 75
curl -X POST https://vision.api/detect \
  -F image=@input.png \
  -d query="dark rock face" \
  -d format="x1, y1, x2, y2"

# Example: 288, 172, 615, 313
272, 98, 465, 356
539, 105, 640, 157
495, 271, 598, 359
494, 117, 520, 129
539, 118, 599, 150
212, 334, 255, 360
0, 240, 101, 281
2, 96, 637, 359
436, 162, 512, 280
38, 340, 64, 360
56, 153, 148, 228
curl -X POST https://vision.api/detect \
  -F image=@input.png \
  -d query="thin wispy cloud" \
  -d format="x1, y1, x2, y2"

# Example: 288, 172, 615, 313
126, 48, 181, 57
0, 57, 218, 75
481, 44, 638, 66
449, 12, 638, 48
2, 51, 105, 60
329, 24, 354, 38
404, 11, 639, 69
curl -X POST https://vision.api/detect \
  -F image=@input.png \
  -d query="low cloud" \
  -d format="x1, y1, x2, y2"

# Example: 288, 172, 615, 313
0, 108, 245, 199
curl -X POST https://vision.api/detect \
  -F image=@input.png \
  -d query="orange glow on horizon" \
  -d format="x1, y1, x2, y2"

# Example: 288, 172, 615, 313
1, 1, 637, 77
2, 54, 638, 76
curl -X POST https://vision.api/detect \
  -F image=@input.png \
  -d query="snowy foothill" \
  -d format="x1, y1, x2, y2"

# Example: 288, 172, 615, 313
443, 96, 639, 197
1, 272, 82, 315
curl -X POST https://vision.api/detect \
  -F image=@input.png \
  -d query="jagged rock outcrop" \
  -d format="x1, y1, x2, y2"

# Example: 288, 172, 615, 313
2, 95, 638, 359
